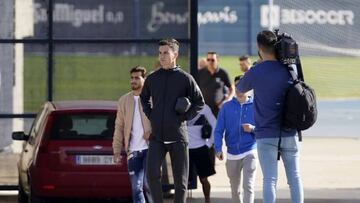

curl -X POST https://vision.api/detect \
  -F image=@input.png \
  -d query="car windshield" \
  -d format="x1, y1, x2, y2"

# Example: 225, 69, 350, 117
50, 113, 116, 140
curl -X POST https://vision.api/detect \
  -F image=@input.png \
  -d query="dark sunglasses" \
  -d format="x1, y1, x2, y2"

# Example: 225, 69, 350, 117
207, 59, 215, 62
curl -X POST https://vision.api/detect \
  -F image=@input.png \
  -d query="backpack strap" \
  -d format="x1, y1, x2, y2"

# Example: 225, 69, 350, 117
298, 130, 302, 142
192, 114, 205, 126
288, 64, 304, 143
288, 64, 299, 81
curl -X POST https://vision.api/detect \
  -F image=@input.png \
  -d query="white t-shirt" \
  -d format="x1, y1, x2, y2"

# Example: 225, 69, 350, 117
187, 105, 216, 149
227, 149, 257, 160
129, 96, 148, 152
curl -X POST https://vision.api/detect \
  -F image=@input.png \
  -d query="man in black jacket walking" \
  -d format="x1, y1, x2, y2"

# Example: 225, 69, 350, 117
140, 38, 204, 203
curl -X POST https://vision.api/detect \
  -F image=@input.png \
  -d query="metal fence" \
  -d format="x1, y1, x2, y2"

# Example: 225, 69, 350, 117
0, 0, 198, 189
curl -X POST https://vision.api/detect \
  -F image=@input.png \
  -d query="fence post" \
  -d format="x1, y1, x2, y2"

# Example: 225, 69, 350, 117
190, 0, 199, 83
47, 0, 54, 101
247, 0, 253, 55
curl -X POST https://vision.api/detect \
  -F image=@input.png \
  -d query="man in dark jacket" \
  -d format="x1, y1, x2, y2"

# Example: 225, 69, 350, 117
198, 51, 234, 117
140, 38, 204, 203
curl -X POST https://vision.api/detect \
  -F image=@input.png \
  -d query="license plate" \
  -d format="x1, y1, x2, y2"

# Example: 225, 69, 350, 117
76, 155, 115, 165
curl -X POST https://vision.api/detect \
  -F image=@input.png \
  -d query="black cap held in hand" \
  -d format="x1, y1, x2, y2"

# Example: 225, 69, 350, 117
175, 97, 191, 114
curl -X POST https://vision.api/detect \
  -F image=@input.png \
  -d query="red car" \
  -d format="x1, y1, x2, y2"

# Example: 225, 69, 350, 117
13, 101, 132, 202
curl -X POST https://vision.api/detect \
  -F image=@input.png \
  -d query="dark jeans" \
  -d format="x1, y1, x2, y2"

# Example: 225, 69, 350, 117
146, 140, 189, 203
127, 150, 153, 203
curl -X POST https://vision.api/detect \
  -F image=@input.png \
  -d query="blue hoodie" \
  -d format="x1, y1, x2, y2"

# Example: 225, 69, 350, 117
214, 97, 257, 155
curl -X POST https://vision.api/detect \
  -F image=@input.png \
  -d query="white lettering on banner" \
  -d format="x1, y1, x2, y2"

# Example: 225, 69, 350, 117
260, 5, 280, 27
34, 3, 47, 23
261, 5, 354, 27
34, 2, 239, 32
281, 9, 354, 25
34, 3, 124, 27
147, 1, 189, 33
198, 6, 238, 26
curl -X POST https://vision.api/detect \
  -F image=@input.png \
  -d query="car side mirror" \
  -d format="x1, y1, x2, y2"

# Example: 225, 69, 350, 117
12, 131, 29, 141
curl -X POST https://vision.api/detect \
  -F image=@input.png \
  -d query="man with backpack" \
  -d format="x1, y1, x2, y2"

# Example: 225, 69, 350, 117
236, 30, 304, 203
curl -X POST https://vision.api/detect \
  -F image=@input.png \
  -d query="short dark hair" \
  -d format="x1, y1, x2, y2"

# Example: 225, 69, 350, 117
257, 30, 277, 54
159, 38, 179, 53
234, 75, 243, 83
207, 51, 217, 55
239, 55, 250, 61
130, 66, 147, 78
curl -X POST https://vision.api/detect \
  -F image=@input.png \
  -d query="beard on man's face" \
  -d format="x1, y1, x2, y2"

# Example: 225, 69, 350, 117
131, 83, 141, 90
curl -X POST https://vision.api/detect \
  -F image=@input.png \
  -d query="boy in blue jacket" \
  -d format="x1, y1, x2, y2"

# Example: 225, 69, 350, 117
214, 75, 257, 203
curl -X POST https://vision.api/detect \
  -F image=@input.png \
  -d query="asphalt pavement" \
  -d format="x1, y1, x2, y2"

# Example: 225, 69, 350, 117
1, 138, 359, 202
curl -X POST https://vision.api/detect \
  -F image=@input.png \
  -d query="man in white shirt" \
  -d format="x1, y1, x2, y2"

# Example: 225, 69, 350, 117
113, 66, 153, 203
187, 104, 217, 203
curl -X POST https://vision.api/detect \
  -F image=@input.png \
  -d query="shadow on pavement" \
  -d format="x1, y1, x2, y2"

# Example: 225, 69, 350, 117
1, 195, 360, 203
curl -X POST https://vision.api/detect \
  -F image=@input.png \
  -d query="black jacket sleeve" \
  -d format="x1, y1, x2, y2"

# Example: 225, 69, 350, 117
184, 75, 205, 121
140, 77, 152, 119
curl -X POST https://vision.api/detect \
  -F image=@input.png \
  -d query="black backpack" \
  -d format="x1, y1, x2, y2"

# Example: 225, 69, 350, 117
274, 29, 317, 140
282, 66, 317, 141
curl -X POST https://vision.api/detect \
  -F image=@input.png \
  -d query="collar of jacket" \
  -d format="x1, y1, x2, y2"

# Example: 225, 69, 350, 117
160, 65, 180, 72
129, 91, 140, 97
230, 96, 253, 106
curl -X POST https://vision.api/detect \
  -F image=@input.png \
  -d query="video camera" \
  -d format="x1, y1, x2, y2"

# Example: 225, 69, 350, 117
273, 29, 304, 81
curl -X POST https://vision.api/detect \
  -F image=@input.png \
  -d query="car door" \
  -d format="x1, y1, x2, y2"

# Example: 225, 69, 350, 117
18, 104, 51, 192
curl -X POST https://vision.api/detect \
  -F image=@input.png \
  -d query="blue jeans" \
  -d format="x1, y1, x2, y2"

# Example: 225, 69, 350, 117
257, 134, 303, 203
127, 149, 153, 203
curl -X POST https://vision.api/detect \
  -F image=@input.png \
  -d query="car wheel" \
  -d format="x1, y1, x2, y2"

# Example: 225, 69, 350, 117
28, 187, 50, 203
120, 199, 132, 203
18, 181, 28, 203
29, 193, 49, 203
112, 198, 132, 203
